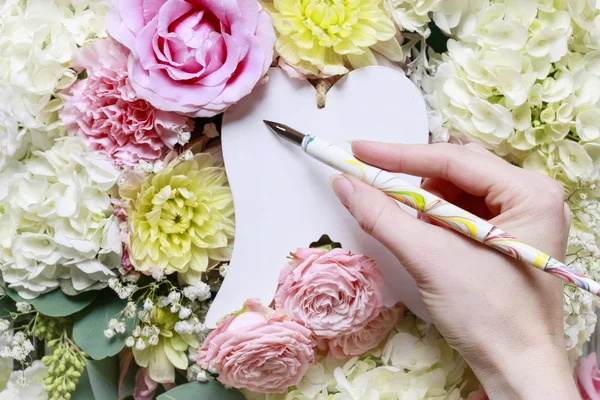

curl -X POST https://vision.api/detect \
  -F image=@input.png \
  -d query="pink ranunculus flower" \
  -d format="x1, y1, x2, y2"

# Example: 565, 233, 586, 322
575, 353, 600, 400
197, 299, 316, 393
327, 304, 404, 360
61, 39, 192, 167
275, 248, 384, 340
105, 0, 276, 118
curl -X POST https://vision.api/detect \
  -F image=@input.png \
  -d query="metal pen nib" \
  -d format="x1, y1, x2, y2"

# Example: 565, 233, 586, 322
263, 120, 305, 146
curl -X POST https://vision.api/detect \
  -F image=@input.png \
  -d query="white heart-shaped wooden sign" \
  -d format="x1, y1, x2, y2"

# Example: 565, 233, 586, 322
206, 67, 429, 327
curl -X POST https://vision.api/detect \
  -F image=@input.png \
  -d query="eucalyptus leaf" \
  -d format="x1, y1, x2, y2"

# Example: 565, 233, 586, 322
73, 292, 132, 360
59, 279, 107, 296
5, 288, 27, 303
157, 381, 245, 400
86, 357, 119, 400
33, 289, 98, 317
72, 367, 94, 400
6, 287, 98, 316
0, 295, 16, 316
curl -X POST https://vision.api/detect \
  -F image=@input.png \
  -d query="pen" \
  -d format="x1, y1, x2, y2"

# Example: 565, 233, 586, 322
264, 120, 600, 297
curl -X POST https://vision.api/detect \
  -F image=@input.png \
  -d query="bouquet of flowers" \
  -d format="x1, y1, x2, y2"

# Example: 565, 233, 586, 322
0, 0, 599, 399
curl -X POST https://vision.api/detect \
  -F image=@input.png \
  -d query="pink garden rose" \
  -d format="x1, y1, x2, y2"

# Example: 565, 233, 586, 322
275, 248, 384, 340
327, 304, 403, 360
576, 353, 600, 400
61, 39, 192, 166
197, 299, 316, 393
106, 0, 276, 117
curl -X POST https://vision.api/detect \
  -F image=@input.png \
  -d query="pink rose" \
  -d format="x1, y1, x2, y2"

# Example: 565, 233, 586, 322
61, 39, 192, 166
275, 248, 384, 340
106, 0, 276, 117
197, 299, 316, 393
327, 304, 404, 360
576, 353, 600, 400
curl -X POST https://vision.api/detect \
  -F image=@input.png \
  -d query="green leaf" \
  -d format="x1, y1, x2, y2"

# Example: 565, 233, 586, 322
157, 382, 245, 400
86, 357, 119, 400
0, 295, 16, 316
5, 288, 27, 303
6, 287, 98, 317
73, 292, 132, 360
72, 367, 94, 400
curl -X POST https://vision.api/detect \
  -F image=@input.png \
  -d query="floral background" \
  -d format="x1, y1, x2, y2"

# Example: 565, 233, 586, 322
0, 0, 599, 399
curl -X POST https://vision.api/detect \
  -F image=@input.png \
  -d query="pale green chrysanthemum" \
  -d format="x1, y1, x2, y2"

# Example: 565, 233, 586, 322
132, 307, 200, 383
262, 0, 403, 77
121, 153, 234, 283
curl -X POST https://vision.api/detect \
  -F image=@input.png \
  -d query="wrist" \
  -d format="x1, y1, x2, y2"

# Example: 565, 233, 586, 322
468, 340, 578, 399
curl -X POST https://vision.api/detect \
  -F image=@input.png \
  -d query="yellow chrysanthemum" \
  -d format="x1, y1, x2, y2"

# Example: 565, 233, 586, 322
262, 0, 404, 77
121, 153, 234, 283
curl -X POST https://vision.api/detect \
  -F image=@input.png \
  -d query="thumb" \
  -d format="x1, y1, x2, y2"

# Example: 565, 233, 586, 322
330, 174, 441, 276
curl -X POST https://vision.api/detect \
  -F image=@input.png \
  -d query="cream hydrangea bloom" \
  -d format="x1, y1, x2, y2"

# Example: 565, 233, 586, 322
386, 0, 441, 37
0, 0, 108, 164
120, 152, 234, 284
261, 0, 403, 78
0, 137, 121, 299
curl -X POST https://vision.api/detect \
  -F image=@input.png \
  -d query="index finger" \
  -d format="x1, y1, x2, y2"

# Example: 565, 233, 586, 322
352, 141, 522, 197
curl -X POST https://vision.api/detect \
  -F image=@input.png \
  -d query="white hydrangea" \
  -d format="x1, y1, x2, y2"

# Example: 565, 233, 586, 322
0, 137, 121, 299
0, 0, 108, 164
422, 1, 584, 157
0, 360, 47, 400
245, 314, 473, 400
386, 0, 489, 38
386, 0, 442, 37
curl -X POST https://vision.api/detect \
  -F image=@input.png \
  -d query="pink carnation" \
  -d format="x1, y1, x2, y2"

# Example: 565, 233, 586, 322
576, 353, 600, 400
327, 304, 404, 360
275, 248, 384, 340
60, 39, 192, 166
197, 299, 315, 393
105, 0, 276, 117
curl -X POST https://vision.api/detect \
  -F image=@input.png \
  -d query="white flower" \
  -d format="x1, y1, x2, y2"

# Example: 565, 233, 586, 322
124, 302, 136, 319
125, 337, 135, 348
114, 322, 126, 334
132, 326, 141, 338
382, 332, 441, 370
135, 338, 146, 351
0, 137, 121, 299
174, 321, 194, 335
0, 321, 9, 332
148, 335, 159, 346
0, 0, 108, 162
167, 291, 181, 305
15, 303, 31, 314
577, 109, 600, 141
182, 282, 211, 302
0, 360, 47, 400
178, 307, 192, 320
157, 296, 170, 308
386, 0, 441, 37
103, 329, 115, 339
143, 299, 153, 311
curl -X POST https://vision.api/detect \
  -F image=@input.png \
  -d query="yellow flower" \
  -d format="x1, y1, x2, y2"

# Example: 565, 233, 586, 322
132, 307, 200, 383
262, 0, 404, 77
121, 153, 234, 283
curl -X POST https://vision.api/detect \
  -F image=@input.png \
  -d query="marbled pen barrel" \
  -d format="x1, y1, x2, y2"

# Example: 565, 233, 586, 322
302, 135, 600, 296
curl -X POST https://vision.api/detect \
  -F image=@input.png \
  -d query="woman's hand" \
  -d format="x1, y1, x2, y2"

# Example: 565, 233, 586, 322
330, 141, 578, 399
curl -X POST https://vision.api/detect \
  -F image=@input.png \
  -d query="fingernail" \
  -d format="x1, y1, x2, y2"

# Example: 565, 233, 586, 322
330, 175, 353, 206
